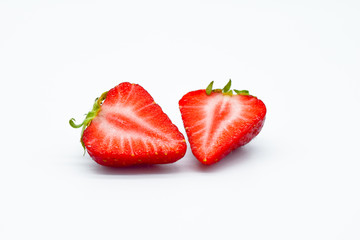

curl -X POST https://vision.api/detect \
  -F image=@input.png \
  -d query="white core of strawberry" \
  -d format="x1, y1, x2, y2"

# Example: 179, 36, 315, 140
202, 95, 244, 157
88, 103, 181, 155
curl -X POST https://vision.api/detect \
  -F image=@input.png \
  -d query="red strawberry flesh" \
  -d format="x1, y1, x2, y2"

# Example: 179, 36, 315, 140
82, 82, 186, 167
179, 90, 266, 165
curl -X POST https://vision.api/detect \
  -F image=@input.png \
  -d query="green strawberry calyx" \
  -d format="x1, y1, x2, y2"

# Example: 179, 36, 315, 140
205, 79, 251, 96
69, 91, 108, 152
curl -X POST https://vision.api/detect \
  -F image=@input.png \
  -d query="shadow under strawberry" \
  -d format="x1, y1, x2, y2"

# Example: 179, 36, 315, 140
89, 162, 182, 176
193, 146, 253, 173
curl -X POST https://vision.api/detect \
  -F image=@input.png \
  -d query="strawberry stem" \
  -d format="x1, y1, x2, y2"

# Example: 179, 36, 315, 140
69, 91, 108, 152
224, 89, 233, 96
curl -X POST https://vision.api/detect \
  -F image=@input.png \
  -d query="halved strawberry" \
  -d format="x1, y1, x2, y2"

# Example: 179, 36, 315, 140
179, 80, 266, 165
70, 82, 186, 167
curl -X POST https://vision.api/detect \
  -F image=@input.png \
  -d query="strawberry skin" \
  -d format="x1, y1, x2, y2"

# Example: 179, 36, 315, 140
73, 82, 186, 167
179, 86, 266, 165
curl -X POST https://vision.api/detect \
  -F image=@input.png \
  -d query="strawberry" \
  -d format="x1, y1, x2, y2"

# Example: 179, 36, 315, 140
179, 80, 266, 165
70, 82, 187, 167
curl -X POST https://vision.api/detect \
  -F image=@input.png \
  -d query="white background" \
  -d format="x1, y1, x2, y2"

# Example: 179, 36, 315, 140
1, 0, 359, 239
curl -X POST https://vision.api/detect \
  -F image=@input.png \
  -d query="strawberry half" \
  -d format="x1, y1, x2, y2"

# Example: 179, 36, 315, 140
70, 82, 187, 167
179, 80, 266, 165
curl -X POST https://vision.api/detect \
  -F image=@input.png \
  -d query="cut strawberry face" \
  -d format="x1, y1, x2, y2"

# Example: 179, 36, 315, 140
70, 82, 186, 167
179, 80, 266, 165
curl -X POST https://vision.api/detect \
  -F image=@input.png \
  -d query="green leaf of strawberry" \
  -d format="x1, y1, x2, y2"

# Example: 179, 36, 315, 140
222, 79, 232, 93
206, 81, 214, 95
234, 89, 250, 95
70, 91, 108, 151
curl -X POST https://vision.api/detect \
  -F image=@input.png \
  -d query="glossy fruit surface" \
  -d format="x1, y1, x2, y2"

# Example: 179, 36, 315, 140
71, 82, 187, 167
179, 80, 266, 165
